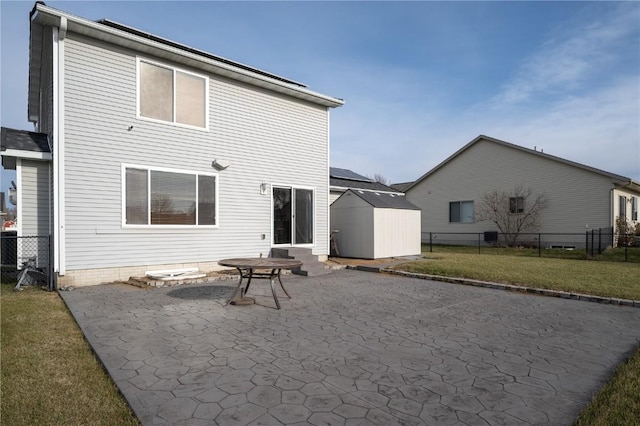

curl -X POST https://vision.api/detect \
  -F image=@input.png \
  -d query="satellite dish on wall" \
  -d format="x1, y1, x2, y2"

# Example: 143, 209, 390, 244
212, 159, 231, 170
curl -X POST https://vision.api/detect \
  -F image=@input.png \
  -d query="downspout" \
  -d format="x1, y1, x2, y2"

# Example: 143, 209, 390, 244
16, 159, 23, 238
53, 17, 67, 275
610, 186, 616, 247
326, 108, 330, 258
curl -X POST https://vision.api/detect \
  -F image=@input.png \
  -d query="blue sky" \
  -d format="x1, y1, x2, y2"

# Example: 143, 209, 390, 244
1, 1, 639, 198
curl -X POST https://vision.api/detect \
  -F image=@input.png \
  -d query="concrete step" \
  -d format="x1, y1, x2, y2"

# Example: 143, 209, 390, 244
271, 247, 330, 276
292, 266, 332, 277
271, 247, 314, 258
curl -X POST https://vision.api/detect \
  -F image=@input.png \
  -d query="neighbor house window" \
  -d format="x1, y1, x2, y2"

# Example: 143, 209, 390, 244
619, 196, 627, 218
449, 201, 474, 223
509, 197, 524, 214
124, 166, 217, 226
632, 197, 638, 221
138, 59, 208, 129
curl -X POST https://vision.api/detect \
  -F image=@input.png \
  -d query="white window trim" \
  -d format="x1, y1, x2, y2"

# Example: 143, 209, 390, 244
121, 163, 219, 229
136, 57, 210, 131
271, 183, 316, 248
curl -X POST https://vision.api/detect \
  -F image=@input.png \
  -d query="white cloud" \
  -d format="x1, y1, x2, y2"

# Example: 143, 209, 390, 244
328, 3, 640, 184
494, 3, 638, 106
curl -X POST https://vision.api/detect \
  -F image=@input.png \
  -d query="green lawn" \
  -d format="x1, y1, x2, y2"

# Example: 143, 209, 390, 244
393, 251, 640, 425
2, 252, 638, 425
574, 347, 640, 426
395, 251, 640, 300
0, 283, 139, 425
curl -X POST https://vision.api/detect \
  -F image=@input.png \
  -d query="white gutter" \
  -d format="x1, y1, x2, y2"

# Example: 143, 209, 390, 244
31, 4, 344, 108
327, 109, 331, 251
330, 186, 405, 196
1, 149, 52, 161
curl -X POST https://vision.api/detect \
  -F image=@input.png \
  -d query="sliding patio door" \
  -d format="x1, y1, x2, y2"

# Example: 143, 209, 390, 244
273, 186, 314, 246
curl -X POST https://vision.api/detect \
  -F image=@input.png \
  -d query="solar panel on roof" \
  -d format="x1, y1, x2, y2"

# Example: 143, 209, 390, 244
329, 167, 373, 182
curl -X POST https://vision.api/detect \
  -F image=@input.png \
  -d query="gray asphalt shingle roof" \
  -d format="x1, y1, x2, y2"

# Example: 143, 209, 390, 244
329, 167, 372, 182
330, 177, 400, 193
1, 127, 50, 154
330, 167, 401, 193
346, 189, 421, 210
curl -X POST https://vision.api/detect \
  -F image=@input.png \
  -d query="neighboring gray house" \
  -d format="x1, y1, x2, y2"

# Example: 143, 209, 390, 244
1, 3, 343, 286
405, 135, 640, 247
331, 189, 421, 259
330, 167, 403, 204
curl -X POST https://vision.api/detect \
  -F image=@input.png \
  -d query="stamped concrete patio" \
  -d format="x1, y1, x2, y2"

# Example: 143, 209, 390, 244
60, 269, 640, 425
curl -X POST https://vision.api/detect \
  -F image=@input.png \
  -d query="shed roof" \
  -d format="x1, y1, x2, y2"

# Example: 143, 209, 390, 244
344, 190, 420, 210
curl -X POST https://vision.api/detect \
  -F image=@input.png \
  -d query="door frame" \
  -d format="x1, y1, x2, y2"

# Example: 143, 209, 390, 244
271, 184, 316, 248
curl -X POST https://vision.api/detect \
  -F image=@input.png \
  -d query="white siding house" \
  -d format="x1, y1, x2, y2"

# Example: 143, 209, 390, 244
405, 135, 640, 248
2, 3, 343, 286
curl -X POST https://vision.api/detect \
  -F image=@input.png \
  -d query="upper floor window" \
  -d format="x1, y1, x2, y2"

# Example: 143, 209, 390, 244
124, 165, 217, 227
449, 201, 474, 223
138, 59, 208, 129
509, 197, 524, 214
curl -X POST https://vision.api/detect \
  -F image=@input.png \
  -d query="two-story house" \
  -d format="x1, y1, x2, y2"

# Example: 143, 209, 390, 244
1, 3, 343, 286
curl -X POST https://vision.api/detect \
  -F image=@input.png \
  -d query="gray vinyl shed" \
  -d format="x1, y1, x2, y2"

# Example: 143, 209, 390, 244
330, 189, 421, 259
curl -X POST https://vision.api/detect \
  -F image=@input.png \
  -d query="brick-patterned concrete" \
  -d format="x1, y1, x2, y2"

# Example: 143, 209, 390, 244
60, 270, 640, 425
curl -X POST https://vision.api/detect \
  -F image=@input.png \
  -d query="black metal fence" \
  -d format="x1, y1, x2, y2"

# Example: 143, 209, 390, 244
585, 227, 614, 256
422, 230, 639, 262
1, 232, 55, 290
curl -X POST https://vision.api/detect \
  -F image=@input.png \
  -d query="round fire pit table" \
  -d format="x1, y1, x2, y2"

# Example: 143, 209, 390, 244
219, 258, 302, 309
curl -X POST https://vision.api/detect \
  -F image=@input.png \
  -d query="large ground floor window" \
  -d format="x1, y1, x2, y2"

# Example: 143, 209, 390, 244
124, 165, 217, 226
273, 186, 314, 245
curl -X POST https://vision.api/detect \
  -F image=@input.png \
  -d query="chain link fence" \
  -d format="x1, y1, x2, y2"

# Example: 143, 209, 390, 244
421, 230, 639, 262
1, 232, 55, 290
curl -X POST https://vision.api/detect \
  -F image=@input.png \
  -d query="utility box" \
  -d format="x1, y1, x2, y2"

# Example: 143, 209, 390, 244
484, 231, 498, 243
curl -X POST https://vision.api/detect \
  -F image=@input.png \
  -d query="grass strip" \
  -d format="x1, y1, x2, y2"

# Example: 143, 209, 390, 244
573, 345, 640, 425
395, 252, 640, 300
0, 283, 139, 425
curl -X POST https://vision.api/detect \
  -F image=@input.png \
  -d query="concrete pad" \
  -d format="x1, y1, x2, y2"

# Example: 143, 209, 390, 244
60, 270, 640, 425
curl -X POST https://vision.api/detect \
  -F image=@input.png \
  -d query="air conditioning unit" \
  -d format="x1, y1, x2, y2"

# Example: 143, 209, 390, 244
484, 231, 498, 242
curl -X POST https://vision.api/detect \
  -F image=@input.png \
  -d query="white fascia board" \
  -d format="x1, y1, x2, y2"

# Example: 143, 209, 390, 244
31, 4, 345, 108
330, 186, 405, 196
1, 149, 52, 161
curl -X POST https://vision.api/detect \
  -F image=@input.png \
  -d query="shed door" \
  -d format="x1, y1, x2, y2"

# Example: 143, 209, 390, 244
273, 187, 314, 246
